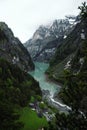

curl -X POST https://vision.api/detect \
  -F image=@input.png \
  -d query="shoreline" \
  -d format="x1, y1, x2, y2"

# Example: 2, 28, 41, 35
44, 73, 72, 112
44, 73, 71, 112
30, 62, 70, 112
45, 73, 63, 87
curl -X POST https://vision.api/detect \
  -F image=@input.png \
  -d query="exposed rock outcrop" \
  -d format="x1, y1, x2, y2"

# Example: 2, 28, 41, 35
47, 18, 87, 83
0, 22, 34, 71
24, 18, 76, 62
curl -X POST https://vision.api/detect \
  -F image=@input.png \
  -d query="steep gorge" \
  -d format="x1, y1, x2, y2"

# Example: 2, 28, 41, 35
24, 18, 76, 62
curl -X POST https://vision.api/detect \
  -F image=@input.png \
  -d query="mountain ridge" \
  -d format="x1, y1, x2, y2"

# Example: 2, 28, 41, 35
0, 22, 42, 130
46, 17, 87, 83
0, 22, 34, 71
24, 18, 76, 62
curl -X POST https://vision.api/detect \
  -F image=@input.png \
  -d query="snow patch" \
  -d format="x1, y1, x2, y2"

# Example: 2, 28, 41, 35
64, 60, 71, 70
63, 35, 67, 39
79, 58, 84, 65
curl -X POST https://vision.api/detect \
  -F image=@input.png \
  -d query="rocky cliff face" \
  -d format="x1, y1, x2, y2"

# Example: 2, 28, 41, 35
24, 18, 76, 62
0, 22, 34, 71
47, 18, 87, 83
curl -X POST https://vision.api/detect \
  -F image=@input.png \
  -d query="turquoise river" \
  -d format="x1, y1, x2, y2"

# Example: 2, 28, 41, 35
29, 62, 71, 112
29, 62, 60, 96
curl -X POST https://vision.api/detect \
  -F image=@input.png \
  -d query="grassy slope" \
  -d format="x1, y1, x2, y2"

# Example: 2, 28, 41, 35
19, 107, 48, 130
46, 55, 73, 83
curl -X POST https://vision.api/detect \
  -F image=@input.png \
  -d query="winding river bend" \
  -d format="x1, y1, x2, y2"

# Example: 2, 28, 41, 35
29, 62, 71, 112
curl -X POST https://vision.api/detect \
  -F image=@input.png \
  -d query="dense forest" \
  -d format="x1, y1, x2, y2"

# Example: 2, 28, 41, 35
0, 58, 41, 130
46, 2, 87, 84
45, 2, 87, 130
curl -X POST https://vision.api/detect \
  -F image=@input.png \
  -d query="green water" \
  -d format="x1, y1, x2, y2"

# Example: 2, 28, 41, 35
29, 62, 71, 112
29, 62, 61, 96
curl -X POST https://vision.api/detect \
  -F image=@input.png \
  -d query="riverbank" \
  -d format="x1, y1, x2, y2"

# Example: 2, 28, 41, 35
45, 73, 64, 103
29, 62, 71, 113
45, 73, 63, 87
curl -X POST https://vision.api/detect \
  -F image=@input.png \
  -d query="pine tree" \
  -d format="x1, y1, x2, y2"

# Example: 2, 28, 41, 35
78, 2, 87, 19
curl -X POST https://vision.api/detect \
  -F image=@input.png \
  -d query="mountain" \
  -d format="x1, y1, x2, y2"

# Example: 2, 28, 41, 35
0, 22, 34, 71
46, 17, 87, 83
54, 27, 87, 130
24, 18, 76, 62
46, 4, 87, 129
0, 22, 42, 130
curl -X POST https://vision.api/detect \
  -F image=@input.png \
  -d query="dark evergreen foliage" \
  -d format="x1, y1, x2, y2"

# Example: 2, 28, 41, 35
78, 2, 87, 20
46, 3, 87, 130
0, 58, 41, 130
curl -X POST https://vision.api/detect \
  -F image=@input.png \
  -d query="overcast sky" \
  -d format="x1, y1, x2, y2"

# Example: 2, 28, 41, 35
0, 0, 85, 43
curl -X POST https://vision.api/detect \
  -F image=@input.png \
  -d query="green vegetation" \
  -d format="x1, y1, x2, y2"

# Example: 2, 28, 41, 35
78, 2, 87, 19
45, 3, 87, 130
0, 2, 87, 130
39, 102, 46, 109
0, 58, 42, 130
45, 40, 87, 130
46, 55, 72, 83
19, 107, 48, 130
46, 20, 81, 82
53, 46, 87, 129
61, 35, 87, 129
0, 22, 35, 71
47, 2, 87, 83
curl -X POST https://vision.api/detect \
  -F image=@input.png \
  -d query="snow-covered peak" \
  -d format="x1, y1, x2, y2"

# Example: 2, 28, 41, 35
45, 31, 51, 38
33, 33, 43, 40
32, 26, 48, 40
38, 25, 47, 31
28, 18, 75, 43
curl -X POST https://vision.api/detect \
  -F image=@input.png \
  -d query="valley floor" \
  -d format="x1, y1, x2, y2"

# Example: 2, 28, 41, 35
18, 107, 48, 130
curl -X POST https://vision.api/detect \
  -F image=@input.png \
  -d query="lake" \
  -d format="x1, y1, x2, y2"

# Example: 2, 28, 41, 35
29, 62, 61, 96
29, 62, 71, 112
